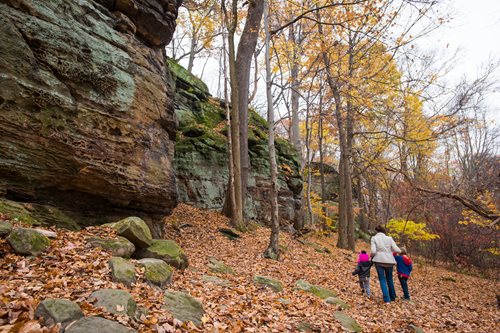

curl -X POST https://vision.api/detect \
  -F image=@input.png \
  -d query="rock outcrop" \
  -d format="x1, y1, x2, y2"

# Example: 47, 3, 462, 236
0, 0, 181, 236
169, 59, 303, 224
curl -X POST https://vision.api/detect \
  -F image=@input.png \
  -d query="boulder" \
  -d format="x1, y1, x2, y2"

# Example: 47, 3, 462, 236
35, 299, 83, 330
138, 258, 173, 288
208, 257, 235, 275
7, 228, 50, 256
253, 275, 283, 292
164, 290, 204, 326
0, 0, 181, 236
324, 297, 350, 309
334, 311, 362, 332
201, 275, 230, 287
112, 217, 152, 249
109, 257, 136, 287
89, 237, 135, 258
0, 221, 12, 237
135, 239, 188, 269
295, 280, 337, 299
65, 316, 136, 333
88, 289, 136, 317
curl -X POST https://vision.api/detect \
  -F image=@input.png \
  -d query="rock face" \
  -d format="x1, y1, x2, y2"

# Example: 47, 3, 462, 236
170, 59, 303, 224
0, 0, 181, 236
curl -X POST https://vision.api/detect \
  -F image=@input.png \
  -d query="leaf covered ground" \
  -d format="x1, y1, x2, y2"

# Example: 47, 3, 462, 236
0, 204, 498, 332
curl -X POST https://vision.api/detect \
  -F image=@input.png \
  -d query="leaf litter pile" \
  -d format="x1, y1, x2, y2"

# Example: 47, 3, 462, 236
1, 204, 498, 332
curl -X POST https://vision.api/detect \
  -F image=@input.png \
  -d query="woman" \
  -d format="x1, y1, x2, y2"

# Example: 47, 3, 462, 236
371, 225, 401, 303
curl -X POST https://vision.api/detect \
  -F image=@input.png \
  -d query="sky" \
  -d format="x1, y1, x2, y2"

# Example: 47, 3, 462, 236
184, 0, 500, 121
414, 0, 500, 121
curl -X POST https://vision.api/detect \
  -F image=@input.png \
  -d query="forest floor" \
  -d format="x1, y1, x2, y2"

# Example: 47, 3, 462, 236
0, 204, 498, 332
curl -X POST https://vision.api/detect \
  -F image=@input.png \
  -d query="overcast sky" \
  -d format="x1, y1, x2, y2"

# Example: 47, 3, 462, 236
414, 0, 500, 120
426, 0, 500, 79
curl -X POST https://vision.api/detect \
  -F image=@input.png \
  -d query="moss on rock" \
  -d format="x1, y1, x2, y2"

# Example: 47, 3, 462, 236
295, 279, 337, 299
164, 290, 204, 326
35, 298, 83, 329
111, 217, 152, 249
7, 228, 50, 256
0, 221, 13, 237
89, 236, 135, 258
334, 311, 363, 332
253, 275, 284, 292
109, 257, 136, 287
208, 257, 235, 275
0, 199, 80, 231
138, 258, 174, 288
135, 239, 188, 269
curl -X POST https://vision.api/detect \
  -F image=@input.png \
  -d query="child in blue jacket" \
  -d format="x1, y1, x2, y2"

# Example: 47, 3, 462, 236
394, 247, 413, 300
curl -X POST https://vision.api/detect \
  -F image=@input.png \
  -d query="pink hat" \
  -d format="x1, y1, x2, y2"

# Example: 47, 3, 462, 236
357, 251, 370, 263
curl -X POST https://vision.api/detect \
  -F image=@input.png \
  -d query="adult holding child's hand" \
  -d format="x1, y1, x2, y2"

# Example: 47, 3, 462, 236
371, 225, 401, 304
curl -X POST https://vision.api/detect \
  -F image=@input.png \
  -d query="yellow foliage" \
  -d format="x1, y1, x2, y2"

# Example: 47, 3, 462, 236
459, 191, 499, 229
387, 219, 440, 241
308, 190, 338, 228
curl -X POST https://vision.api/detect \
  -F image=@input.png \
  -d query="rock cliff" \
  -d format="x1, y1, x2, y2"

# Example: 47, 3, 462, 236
0, 0, 181, 236
169, 59, 303, 224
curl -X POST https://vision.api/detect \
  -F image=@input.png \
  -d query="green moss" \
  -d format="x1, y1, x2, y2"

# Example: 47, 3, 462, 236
198, 100, 225, 127
0, 199, 80, 231
7, 228, 50, 256
138, 258, 173, 287
136, 239, 188, 269
0, 200, 38, 225
166, 57, 209, 98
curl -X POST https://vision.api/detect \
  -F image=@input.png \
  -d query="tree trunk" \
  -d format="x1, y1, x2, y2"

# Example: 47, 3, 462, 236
236, 0, 265, 219
263, 0, 279, 259
187, 34, 197, 73
225, 0, 244, 229
318, 108, 327, 230
289, 24, 301, 165
356, 174, 369, 233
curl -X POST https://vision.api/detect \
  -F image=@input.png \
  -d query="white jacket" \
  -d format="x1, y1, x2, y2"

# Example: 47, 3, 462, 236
371, 232, 401, 265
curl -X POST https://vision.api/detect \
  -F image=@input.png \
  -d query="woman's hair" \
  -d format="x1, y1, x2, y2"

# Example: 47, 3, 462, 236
375, 225, 386, 233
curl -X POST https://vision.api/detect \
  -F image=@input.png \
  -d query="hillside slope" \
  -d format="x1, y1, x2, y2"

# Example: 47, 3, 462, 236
1, 205, 498, 332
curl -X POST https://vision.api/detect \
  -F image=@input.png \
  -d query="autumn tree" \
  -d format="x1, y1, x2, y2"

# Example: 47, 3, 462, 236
168, 0, 221, 73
